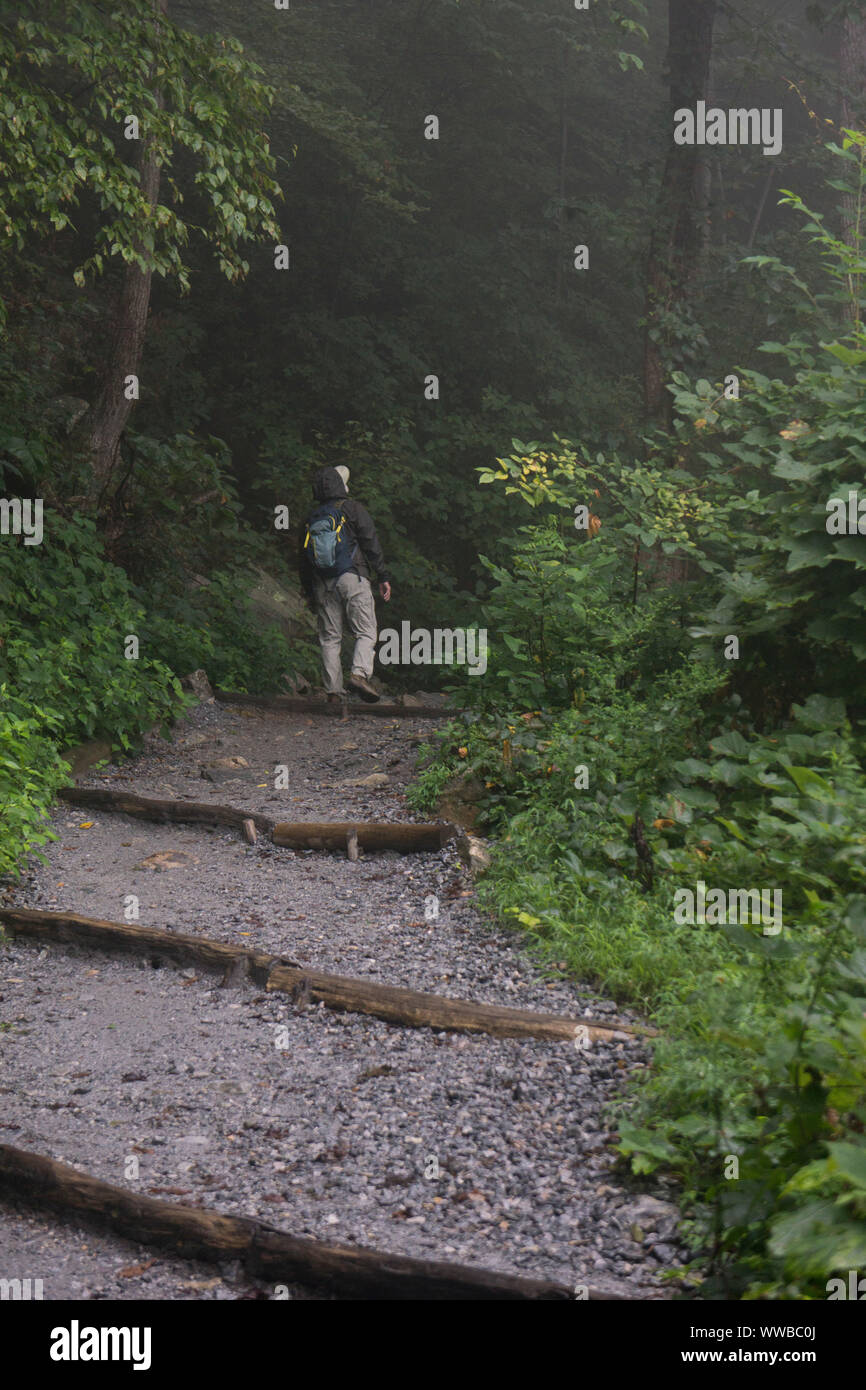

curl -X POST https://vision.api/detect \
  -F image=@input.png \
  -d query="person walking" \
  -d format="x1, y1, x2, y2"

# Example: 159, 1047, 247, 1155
299, 465, 392, 702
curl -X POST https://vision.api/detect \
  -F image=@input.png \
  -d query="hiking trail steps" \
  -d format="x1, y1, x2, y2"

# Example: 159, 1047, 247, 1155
0, 696, 684, 1300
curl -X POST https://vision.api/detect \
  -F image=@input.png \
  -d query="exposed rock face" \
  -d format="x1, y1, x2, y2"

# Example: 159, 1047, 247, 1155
240, 567, 318, 691
280, 671, 312, 694
181, 670, 214, 703
457, 832, 492, 877
436, 773, 485, 830
60, 740, 113, 780
243, 566, 315, 642
183, 568, 316, 695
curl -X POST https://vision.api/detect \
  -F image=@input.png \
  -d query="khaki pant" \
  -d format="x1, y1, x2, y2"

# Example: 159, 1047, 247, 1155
312, 571, 378, 693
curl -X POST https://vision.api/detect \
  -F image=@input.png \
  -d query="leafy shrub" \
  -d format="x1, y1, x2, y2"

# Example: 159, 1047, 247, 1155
0, 511, 186, 874
411, 144, 866, 1287
0, 707, 70, 877
0, 512, 185, 748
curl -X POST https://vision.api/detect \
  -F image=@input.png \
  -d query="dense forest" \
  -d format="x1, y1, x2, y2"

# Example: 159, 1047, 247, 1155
1, 0, 865, 1305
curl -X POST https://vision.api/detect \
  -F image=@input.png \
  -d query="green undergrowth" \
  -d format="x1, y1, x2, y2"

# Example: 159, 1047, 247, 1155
411, 158, 866, 1297
0, 509, 314, 878
417, 671, 866, 1298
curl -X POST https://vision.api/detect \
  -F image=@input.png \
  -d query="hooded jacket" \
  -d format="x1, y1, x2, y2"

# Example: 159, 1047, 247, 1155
299, 467, 392, 597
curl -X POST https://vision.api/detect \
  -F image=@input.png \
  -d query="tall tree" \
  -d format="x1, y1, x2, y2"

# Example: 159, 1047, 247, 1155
0, 0, 282, 509
839, 0, 866, 276
88, 0, 168, 508
643, 0, 717, 425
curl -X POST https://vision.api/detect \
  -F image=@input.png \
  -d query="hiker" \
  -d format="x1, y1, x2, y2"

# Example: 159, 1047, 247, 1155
299, 465, 392, 702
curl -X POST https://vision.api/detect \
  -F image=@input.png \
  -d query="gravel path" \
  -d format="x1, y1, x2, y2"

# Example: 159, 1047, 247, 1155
0, 698, 686, 1300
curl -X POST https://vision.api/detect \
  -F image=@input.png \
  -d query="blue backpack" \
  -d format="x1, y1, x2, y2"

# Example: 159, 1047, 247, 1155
303, 502, 358, 578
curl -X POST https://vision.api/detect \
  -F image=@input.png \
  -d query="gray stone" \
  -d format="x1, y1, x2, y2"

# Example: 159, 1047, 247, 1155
243, 566, 315, 642
457, 833, 492, 877
338, 773, 389, 789
618, 1195, 680, 1235
436, 774, 486, 829
181, 670, 215, 703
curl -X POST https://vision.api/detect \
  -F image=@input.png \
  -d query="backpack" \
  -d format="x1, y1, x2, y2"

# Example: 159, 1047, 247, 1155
303, 502, 358, 578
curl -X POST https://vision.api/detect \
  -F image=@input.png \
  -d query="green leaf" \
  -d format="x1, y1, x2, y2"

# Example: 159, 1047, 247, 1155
673, 784, 718, 809
672, 758, 713, 778
715, 816, 746, 841
709, 731, 750, 758
822, 343, 866, 366
784, 765, 834, 798
786, 537, 834, 573
826, 1143, 866, 1190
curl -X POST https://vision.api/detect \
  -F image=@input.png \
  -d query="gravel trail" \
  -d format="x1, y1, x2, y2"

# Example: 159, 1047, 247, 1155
0, 698, 685, 1299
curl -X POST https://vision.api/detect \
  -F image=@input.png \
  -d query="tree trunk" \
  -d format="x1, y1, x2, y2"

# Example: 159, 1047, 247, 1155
839, 5, 866, 326
643, 0, 717, 425
556, 53, 569, 304
88, 0, 169, 507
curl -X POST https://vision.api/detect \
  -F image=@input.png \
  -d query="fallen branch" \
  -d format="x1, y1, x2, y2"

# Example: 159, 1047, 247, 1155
0, 1143, 615, 1300
0, 908, 653, 1041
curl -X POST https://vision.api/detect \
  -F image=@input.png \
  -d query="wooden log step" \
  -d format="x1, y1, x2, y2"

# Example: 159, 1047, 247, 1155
0, 907, 290, 985
0, 1143, 623, 1300
272, 821, 454, 852
57, 789, 454, 855
0, 1143, 250, 1261
0, 908, 651, 1041
265, 962, 642, 1042
59, 787, 275, 834
215, 689, 457, 718
246, 1225, 590, 1301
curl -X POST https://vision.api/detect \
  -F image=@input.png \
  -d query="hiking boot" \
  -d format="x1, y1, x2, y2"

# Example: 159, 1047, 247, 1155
326, 692, 344, 703
348, 674, 380, 703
